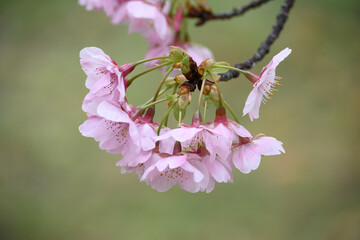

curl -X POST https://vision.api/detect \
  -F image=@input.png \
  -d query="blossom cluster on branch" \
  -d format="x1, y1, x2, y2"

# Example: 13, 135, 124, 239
78, 0, 293, 193
79, 46, 290, 192
79, 0, 214, 65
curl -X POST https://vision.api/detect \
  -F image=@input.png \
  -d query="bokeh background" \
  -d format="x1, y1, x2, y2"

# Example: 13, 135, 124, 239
1, 0, 360, 239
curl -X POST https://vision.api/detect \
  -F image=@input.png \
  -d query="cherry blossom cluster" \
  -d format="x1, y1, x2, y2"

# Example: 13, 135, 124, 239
79, 46, 291, 192
79, 0, 213, 66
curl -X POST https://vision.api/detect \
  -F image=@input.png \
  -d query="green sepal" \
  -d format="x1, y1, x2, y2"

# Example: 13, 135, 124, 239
212, 61, 231, 73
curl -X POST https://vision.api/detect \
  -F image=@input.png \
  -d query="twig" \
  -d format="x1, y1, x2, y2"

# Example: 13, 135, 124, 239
220, 0, 296, 81
191, 0, 272, 26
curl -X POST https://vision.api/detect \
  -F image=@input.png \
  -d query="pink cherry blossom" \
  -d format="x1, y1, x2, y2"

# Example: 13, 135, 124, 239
243, 48, 292, 121
141, 151, 211, 193
232, 135, 285, 174
79, 0, 124, 16
203, 154, 233, 183
154, 113, 228, 159
111, 1, 173, 46
79, 101, 157, 167
154, 113, 234, 187
80, 47, 134, 115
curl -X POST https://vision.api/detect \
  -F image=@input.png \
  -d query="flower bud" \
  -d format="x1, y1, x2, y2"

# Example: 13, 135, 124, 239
207, 71, 220, 82
198, 58, 213, 76
199, 58, 215, 71
177, 85, 190, 95
168, 98, 175, 107
177, 93, 191, 110
180, 56, 191, 74
164, 77, 175, 87
168, 46, 184, 64
203, 81, 212, 95
174, 74, 187, 84
209, 88, 220, 107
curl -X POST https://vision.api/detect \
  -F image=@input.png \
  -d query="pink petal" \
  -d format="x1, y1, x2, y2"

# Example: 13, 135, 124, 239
233, 145, 261, 174
155, 127, 202, 142
203, 131, 232, 160
138, 124, 157, 151
181, 161, 204, 183
253, 136, 285, 156
229, 122, 252, 138
268, 48, 292, 70
155, 155, 187, 172
203, 155, 231, 183
243, 87, 261, 121
97, 101, 132, 123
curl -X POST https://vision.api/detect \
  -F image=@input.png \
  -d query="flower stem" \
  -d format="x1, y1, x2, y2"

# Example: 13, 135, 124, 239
141, 98, 168, 109
127, 63, 169, 85
213, 65, 248, 75
142, 87, 170, 107
172, 83, 179, 94
213, 79, 224, 109
153, 67, 174, 103
178, 111, 182, 128
133, 56, 168, 67
196, 73, 207, 113
157, 101, 176, 135
203, 96, 209, 125
223, 99, 240, 123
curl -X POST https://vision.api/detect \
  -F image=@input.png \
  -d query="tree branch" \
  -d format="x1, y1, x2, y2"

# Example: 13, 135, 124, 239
220, 0, 296, 81
188, 0, 272, 26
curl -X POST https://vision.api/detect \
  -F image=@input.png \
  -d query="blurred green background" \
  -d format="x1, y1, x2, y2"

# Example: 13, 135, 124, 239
1, 0, 360, 239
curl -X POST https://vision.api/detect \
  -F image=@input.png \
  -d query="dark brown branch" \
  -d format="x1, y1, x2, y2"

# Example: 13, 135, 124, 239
220, 0, 296, 81
188, 0, 272, 26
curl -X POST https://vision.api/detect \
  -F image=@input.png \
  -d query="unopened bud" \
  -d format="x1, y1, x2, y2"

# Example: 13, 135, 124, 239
177, 93, 191, 110
180, 63, 190, 74
177, 85, 190, 95
209, 89, 220, 106
198, 66, 205, 76
199, 58, 215, 71
198, 58, 215, 76
174, 74, 187, 84
203, 82, 212, 95
208, 71, 220, 82
165, 77, 175, 87
169, 46, 184, 64
168, 98, 175, 107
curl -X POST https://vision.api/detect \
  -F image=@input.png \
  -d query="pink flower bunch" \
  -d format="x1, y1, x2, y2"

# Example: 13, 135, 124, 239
79, 0, 213, 65
79, 46, 288, 193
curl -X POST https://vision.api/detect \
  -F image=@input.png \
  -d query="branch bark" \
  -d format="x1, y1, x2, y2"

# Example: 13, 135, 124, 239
219, 0, 296, 81
190, 0, 272, 26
